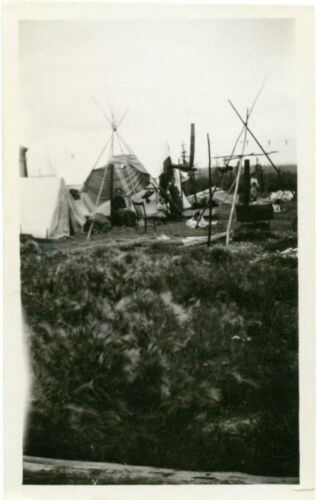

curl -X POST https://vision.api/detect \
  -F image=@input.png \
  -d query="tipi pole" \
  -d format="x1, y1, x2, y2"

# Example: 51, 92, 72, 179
117, 134, 125, 154
116, 132, 137, 195
87, 133, 114, 240
110, 132, 114, 157
126, 164, 137, 195
226, 109, 249, 246
223, 176, 237, 204
117, 132, 135, 157
117, 108, 129, 128
194, 78, 267, 228
207, 133, 213, 247
92, 95, 113, 128
222, 78, 266, 171
189, 124, 197, 205
195, 143, 245, 230
228, 100, 292, 193
89, 136, 112, 174
109, 163, 114, 219
194, 183, 219, 229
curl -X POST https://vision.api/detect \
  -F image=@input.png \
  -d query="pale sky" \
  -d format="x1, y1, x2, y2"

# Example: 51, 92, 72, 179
19, 19, 296, 184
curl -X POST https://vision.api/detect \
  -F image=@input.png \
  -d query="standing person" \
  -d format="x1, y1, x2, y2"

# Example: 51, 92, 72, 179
159, 171, 169, 198
159, 156, 174, 200
111, 188, 136, 227
250, 173, 260, 202
168, 177, 182, 218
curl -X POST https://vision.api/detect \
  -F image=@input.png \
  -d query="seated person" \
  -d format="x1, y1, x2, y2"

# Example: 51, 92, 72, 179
84, 213, 111, 233
154, 197, 168, 220
111, 188, 137, 227
250, 185, 259, 202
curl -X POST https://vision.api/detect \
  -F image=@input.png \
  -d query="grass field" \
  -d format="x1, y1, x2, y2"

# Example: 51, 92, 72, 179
21, 201, 299, 479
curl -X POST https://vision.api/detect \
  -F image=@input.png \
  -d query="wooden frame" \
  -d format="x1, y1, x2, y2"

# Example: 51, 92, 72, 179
132, 200, 157, 233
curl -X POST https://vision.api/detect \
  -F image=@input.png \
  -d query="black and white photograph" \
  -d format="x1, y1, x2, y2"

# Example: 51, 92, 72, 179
3, 2, 315, 495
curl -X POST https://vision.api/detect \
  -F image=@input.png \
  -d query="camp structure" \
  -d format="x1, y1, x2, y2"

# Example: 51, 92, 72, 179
19, 146, 28, 177
160, 156, 192, 211
20, 176, 85, 239
81, 105, 155, 237
82, 153, 151, 216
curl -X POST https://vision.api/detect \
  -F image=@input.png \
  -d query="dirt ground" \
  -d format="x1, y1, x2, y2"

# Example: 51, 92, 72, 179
33, 201, 297, 253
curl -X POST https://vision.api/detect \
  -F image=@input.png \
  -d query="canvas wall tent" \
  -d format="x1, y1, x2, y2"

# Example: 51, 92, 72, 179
20, 177, 85, 239
82, 154, 150, 209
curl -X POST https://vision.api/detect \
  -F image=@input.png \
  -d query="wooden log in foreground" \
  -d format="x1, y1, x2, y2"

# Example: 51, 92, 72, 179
23, 456, 298, 485
181, 232, 229, 247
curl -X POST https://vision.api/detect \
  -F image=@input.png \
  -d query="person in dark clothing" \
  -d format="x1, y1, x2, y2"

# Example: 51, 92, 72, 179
111, 188, 137, 227
159, 157, 174, 200
159, 172, 169, 195
112, 188, 126, 211
168, 178, 183, 218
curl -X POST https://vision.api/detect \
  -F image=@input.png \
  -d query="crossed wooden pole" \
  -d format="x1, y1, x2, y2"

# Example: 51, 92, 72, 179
223, 100, 296, 246
228, 100, 295, 197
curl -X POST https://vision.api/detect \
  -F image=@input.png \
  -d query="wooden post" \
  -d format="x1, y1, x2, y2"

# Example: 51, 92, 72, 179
189, 124, 195, 168
86, 134, 114, 240
243, 159, 250, 206
207, 134, 213, 247
189, 123, 197, 205
109, 163, 114, 220
19, 146, 28, 177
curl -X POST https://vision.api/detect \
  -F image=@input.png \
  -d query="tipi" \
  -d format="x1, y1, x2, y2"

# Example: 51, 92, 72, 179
81, 109, 152, 234
82, 153, 150, 209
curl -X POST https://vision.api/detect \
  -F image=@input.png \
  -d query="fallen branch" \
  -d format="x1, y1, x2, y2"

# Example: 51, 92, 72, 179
182, 232, 229, 247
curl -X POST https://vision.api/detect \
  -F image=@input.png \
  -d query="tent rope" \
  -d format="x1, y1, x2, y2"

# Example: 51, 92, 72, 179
116, 133, 125, 154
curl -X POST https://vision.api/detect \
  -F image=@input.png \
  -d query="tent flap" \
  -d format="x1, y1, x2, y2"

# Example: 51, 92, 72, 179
20, 177, 83, 239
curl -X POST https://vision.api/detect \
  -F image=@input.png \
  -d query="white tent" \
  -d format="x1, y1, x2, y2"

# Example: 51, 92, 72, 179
174, 172, 192, 209
20, 177, 85, 239
187, 187, 234, 206
270, 190, 294, 203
